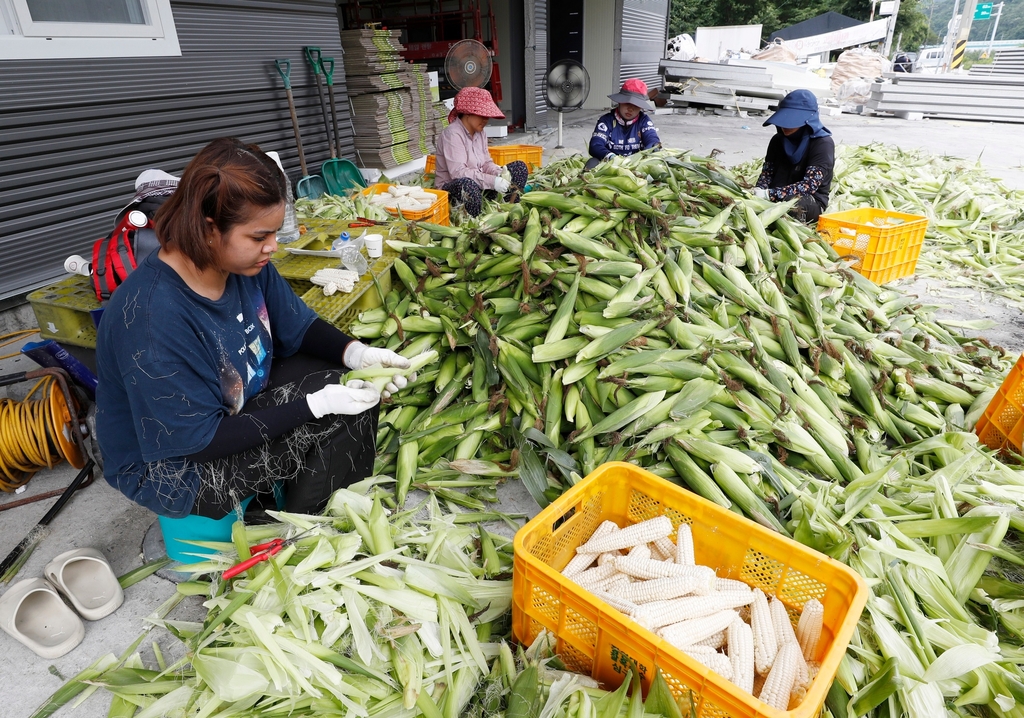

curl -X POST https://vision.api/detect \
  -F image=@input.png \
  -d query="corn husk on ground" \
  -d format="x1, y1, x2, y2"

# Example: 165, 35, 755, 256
39, 148, 1024, 718
32, 488, 694, 718
791, 144, 1024, 310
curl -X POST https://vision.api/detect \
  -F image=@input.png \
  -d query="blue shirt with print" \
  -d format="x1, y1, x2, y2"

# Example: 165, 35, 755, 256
589, 111, 661, 160
95, 251, 317, 517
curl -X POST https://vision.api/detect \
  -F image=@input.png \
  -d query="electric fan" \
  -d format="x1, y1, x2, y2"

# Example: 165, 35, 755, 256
545, 59, 590, 148
445, 39, 493, 89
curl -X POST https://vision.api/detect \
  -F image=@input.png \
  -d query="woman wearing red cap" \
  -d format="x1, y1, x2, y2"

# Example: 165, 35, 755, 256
587, 78, 662, 169
434, 87, 528, 216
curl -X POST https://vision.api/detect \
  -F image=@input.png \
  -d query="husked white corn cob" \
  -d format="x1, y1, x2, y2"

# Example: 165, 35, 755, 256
562, 521, 619, 577
597, 551, 620, 567
792, 646, 811, 702
650, 536, 677, 562
594, 590, 641, 617
627, 544, 652, 561
796, 598, 824, 661
727, 616, 755, 694
615, 556, 716, 581
691, 630, 726, 649
715, 578, 751, 593
770, 597, 798, 646
615, 573, 715, 605
571, 563, 617, 588
310, 268, 359, 295
675, 523, 695, 566
658, 609, 737, 648
750, 589, 778, 676
758, 640, 801, 710
597, 573, 630, 593
576, 516, 673, 554
635, 590, 754, 631
684, 645, 733, 681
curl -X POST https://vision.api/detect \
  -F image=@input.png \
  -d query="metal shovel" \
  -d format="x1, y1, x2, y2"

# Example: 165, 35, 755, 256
319, 54, 366, 193
274, 59, 327, 200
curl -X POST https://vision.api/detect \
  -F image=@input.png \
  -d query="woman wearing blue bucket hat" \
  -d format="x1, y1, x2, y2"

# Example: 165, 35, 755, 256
752, 89, 834, 222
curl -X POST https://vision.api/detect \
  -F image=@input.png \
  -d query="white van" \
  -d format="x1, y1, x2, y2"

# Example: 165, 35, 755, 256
915, 46, 946, 73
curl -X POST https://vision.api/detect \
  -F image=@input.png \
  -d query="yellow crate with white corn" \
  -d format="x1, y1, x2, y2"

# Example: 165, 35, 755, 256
512, 462, 868, 718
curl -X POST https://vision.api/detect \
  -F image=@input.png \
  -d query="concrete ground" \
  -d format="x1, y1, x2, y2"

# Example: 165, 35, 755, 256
3, 108, 1024, 717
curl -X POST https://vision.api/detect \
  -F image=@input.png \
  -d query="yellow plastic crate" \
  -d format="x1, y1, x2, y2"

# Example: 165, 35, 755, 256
28, 275, 102, 348
817, 207, 928, 284
512, 462, 868, 718
976, 353, 1024, 452
361, 183, 449, 225
424, 145, 542, 182
488, 144, 544, 170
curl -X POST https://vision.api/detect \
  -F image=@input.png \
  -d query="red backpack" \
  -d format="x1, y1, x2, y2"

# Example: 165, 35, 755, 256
91, 199, 164, 302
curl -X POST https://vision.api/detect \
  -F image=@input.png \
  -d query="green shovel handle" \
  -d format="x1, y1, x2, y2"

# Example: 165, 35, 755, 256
320, 56, 335, 86
274, 59, 291, 90
304, 46, 322, 75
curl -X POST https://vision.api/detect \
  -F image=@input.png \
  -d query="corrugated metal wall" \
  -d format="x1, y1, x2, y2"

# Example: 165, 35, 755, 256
619, 0, 668, 90
524, 0, 549, 128
0, 0, 352, 300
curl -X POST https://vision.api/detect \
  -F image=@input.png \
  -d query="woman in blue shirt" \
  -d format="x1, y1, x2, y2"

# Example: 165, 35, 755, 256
587, 78, 662, 169
96, 138, 412, 520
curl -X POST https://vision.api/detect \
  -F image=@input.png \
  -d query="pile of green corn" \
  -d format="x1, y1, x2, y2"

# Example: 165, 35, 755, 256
42, 149, 1024, 718
346, 149, 1024, 717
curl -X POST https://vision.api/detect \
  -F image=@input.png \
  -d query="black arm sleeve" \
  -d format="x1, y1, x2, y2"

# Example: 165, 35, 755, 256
185, 400, 315, 463
299, 317, 357, 365
187, 319, 355, 464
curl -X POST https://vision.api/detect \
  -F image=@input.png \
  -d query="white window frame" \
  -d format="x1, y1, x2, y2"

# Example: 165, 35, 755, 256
0, 0, 181, 59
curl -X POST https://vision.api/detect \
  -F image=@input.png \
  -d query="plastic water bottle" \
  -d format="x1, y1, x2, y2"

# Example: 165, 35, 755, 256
330, 232, 351, 251
340, 233, 369, 276
265, 151, 300, 243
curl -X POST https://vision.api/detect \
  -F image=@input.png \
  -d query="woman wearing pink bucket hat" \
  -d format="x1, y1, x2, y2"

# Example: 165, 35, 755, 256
586, 78, 661, 169
434, 87, 529, 216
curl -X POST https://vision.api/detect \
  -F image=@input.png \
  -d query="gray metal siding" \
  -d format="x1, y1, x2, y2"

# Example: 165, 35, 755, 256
0, 0, 353, 300
536, 0, 548, 124
619, 0, 668, 90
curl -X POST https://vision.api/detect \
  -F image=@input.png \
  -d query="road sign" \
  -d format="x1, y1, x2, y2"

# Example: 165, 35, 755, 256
975, 2, 993, 20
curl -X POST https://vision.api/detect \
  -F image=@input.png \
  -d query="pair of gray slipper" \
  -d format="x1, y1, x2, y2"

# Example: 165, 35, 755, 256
0, 548, 123, 659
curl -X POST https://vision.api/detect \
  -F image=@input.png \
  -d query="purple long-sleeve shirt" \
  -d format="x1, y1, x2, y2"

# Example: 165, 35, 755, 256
434, 118, 502, 189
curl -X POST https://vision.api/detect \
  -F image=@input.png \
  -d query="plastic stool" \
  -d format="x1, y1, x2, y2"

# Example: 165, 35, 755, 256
158, 496, 253, 564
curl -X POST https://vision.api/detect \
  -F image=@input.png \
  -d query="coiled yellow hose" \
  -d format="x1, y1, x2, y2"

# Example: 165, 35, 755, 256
0, 375, 74, 491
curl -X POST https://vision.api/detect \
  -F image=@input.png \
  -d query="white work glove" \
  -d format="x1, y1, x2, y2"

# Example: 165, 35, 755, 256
344, 342, 411, 371
306, 380, 380, 418
343, 343, 417, 399
381, 373, 413, 400
493, 176, 511, 194
753, 187, 770, 200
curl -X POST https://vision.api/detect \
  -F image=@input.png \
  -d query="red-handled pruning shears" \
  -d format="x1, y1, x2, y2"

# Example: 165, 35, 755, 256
222, 528, 315, 580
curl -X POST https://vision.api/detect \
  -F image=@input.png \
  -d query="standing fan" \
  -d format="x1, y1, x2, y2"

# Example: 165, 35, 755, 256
546, 60, 590, 148
445, 39, 493, 89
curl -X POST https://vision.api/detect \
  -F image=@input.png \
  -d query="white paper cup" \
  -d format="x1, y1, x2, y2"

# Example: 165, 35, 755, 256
364, 233, 383, 258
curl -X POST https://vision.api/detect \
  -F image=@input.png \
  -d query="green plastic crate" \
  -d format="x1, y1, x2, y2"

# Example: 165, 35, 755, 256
28, 275, 102, 348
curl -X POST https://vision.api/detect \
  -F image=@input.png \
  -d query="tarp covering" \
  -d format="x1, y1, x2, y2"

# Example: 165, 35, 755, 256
769, 12, 862, 42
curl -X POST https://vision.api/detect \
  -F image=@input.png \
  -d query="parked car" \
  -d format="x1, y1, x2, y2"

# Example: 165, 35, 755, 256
915, 46, 946, 73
